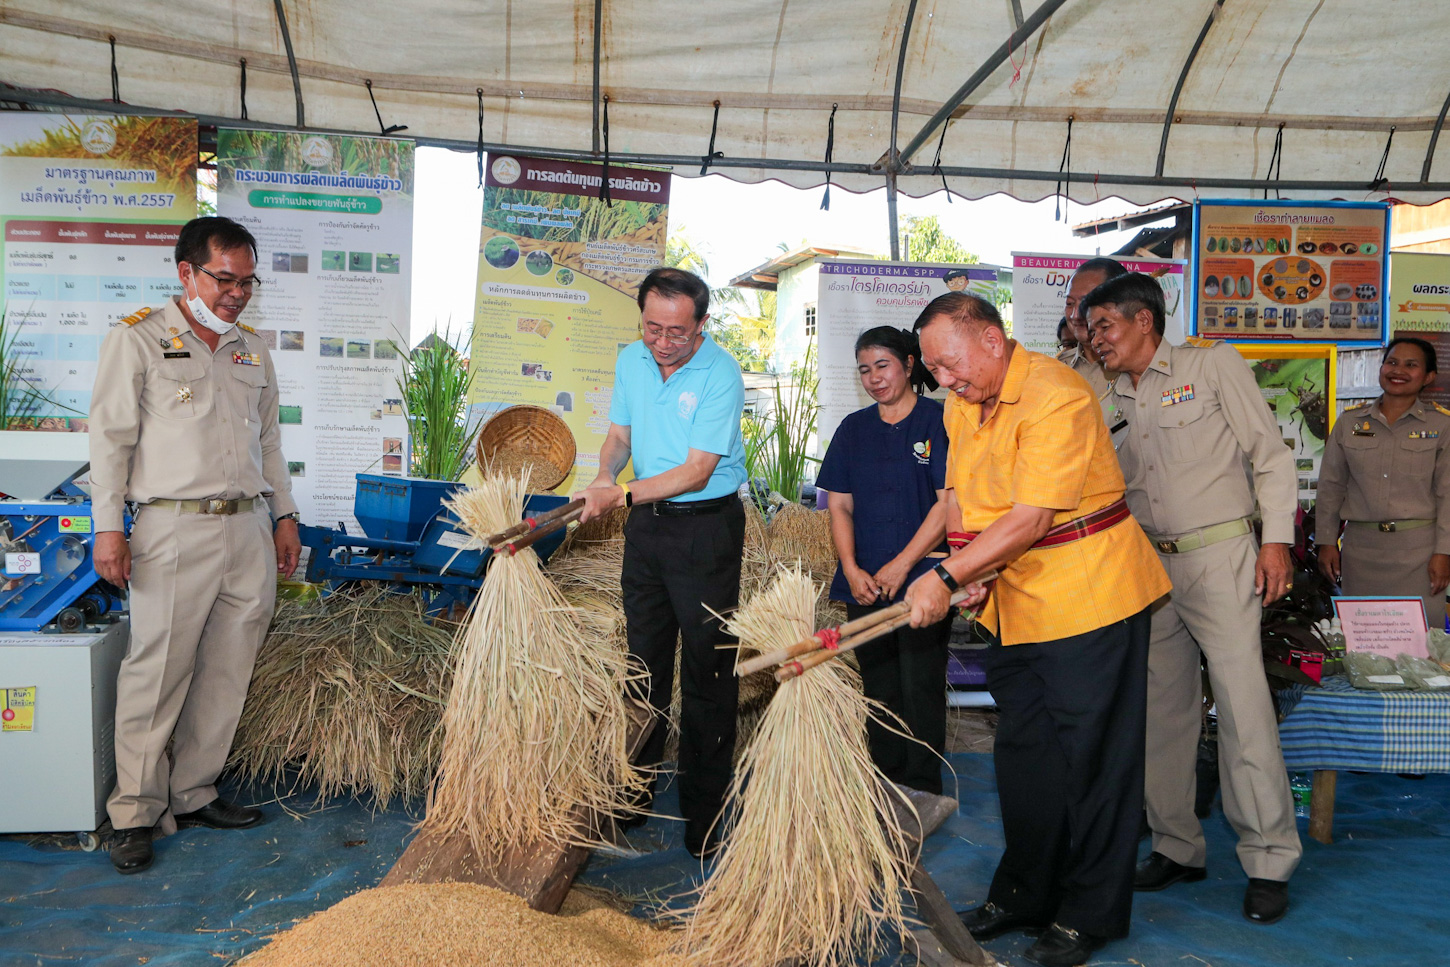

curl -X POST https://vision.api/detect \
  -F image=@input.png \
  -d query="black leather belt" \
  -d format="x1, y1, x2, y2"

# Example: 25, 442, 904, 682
650, 494, 738, 516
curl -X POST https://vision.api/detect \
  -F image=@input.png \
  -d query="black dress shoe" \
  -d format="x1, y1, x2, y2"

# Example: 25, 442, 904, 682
1134, 851, 1207, 891
174, 797, 264, 829
1024, 924, 1104, 967
110, 827, 153, 875
957, 902, 1048, 941
1243, 878, 1289, 924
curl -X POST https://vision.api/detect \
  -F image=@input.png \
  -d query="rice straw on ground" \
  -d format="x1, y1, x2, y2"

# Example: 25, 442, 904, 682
677, 566, 916, 967
423, 472, 649, 857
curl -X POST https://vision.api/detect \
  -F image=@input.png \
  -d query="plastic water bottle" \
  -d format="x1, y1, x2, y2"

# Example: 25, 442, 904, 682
1444, 592, 1449, 633
1289, 773, 1311, 819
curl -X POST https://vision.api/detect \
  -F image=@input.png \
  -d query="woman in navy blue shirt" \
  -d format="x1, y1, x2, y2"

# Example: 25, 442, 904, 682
816, 326, 951, 794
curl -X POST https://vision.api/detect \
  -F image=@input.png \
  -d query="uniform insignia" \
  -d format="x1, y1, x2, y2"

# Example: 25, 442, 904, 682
912, 439, 932, 464
1409, 430, 1441, 439
1161, 384, 1195, 406
1354, 421, 1373, 432
1435, 402, 1450, 418
168, 326, 179, 335
170, 336, 185, 350
163, 351, 191, 359
233, 351, 261, 366
119, 307, 152, 327
176, 386, 193, 403
236, 322, 257, 335
1346, 402, 1371, 412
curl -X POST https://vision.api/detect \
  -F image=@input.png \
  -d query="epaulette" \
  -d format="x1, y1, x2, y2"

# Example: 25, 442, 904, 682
1345, 402, 1371, 412
1434, 402, 1450, 418
1184, 335, 1217, 348
119, 307, 152, 326
236, 322, 257, 334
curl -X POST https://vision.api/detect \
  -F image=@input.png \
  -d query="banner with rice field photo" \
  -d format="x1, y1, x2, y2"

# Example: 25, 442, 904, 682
0, 114, 196, 434
468, 154, 669, 489
217, 129, 412, 532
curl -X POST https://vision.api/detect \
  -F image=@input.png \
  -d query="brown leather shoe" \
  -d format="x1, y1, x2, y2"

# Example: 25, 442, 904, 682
110, 827, 153, 874
174, 797, 264, 829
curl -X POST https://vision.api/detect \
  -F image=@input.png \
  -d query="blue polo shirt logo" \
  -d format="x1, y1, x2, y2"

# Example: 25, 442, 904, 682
678, 390, 699, 419
913, 439, 932, 464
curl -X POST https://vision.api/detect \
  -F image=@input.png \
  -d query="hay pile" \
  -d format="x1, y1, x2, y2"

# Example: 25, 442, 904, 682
425, 473, 648, 855
238, 883, 683, 967
764, 498, 837, 585
229, 587, 457, 804
678, 566, 915, 967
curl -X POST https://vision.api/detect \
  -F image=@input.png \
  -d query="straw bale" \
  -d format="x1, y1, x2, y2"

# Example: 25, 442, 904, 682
765, 500, 837, 584
238, 883, 683, 967
229, 587, 457, 804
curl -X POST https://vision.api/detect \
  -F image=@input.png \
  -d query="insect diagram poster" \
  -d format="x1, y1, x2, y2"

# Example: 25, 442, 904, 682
1193, 200, 1389, 342
1234, 343, 1336, 503
0, 114, 196, 431
468, 155, 669, 488
217, 129, 412, 531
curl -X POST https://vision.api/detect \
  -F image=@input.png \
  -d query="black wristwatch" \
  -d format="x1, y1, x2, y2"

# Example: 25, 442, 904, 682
933, 561, 961, 592
274, 512, 300, 526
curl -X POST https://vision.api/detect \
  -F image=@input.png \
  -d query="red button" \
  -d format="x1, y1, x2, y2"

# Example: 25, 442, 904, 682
2, 709, 13, 722
60, 518, 71, 527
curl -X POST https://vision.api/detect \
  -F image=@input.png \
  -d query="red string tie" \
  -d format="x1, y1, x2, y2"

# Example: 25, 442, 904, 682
786, 660, 804, 678
524, 516, 537, 529
815, 628, 842, 651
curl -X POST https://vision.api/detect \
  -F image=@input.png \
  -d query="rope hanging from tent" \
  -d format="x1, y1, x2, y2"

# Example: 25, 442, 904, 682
1369, 126, 1396, 193
820, 102, 838, 211
1054, 116, 1073, 222
700, 100, 724, 176
108, 36, 120, 103
931, 119, 953, 202
476, 88, 485, 188
239, 59, 248, 120
365, 80, 408, 136
1263, 123, 1285, 200
599, 95, 612, 207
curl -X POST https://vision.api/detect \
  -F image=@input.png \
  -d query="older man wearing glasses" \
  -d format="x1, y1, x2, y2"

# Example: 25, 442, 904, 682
90, 216, 300, 875
576, 266, 748, 859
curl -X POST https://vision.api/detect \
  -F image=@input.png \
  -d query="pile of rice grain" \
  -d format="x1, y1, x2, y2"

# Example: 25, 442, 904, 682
238, 883, 683, 967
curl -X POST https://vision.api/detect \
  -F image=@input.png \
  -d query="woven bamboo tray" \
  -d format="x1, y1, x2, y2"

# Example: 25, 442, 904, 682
475, 405, 577, 492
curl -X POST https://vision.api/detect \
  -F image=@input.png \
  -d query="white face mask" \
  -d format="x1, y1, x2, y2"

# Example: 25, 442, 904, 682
184, 273, 237, 334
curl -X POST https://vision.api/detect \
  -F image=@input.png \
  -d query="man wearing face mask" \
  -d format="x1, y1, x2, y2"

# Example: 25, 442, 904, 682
89, 216, 300, 875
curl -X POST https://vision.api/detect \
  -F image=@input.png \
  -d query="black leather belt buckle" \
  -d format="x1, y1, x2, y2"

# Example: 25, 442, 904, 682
652, 495, 734, 516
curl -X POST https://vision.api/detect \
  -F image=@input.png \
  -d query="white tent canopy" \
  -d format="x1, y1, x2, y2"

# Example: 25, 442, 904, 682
4, 0, 1450, 205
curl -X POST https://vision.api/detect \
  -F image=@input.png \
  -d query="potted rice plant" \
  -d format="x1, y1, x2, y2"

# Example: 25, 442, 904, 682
397, 326, 479, 481
743, 343, 820, 506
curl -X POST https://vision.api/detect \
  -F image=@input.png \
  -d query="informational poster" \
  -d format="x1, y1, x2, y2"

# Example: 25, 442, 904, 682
1192, 200, 1389, 342
217, 129, 412, 531
1334, 596, 1430, 657
0, 114, 196, 431
1234, 343, 1336, 503
815, 260, 999, 448
469, 155, 669, 488
1389, 252, 1450, 403
1011, 252, 1187, 355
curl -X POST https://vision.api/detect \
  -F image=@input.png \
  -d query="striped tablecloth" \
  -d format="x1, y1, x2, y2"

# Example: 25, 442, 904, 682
1277, 676, 1450, 773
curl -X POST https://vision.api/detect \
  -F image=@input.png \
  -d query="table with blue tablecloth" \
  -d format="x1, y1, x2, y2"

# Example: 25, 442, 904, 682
1276, 675, 1450, 843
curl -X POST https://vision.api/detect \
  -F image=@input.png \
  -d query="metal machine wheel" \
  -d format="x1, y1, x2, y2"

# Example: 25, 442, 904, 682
76, 831, 101, 852
55, 606, 86, 633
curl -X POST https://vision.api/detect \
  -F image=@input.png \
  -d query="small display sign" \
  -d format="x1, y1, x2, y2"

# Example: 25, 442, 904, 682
57, 516, 92, 533
2, 686, 36, 731
1332, 596, 1430, 659
4, 552, 40, 576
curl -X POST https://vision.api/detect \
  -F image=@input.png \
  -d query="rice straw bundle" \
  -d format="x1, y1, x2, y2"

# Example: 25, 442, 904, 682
765, 500, 837, 583
230, 586, 457, 804
424, 472, 649, 857
678, 566, 916, 967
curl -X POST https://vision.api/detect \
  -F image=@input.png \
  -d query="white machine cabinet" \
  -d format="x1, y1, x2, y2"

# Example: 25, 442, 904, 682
0, 622, 127, 844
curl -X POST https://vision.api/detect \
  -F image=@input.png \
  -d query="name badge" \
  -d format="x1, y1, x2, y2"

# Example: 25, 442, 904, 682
232, 351, 261, 366
1161, 384, 1195, 406
1409, 430, 1440, 439
163, 351, 191, 359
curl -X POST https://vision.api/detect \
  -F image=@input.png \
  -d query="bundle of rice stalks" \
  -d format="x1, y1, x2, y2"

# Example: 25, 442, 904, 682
765, 499, 837, 584
425, 473, 649, 857
678, 566, 916, 967
230, 586, 457, 805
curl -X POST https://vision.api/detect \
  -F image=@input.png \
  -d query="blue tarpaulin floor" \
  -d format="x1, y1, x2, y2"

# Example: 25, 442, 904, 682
4, 754, 1449, 966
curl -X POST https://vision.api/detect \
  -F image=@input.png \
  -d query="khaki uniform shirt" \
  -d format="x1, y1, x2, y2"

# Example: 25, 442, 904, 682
1315, 398, 1450, 554
1060, 346, 1128, 444
89, 299, 297, 533
1108, 340, 1297, 545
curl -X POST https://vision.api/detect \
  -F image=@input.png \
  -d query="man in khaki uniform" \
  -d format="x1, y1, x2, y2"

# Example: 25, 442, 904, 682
1317, 338, 1450, 628
90, 216, 300, 875
1083, 273, 1302, 925
1061, 258, 1130, 443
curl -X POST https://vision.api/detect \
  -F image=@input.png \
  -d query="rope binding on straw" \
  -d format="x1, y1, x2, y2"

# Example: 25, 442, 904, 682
814, 627, 842, 650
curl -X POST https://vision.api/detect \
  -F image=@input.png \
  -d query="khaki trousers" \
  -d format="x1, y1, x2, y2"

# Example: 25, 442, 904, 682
1144, 533, 1302, 881
107, 503, 275, 829
1341, 524, 1445, 629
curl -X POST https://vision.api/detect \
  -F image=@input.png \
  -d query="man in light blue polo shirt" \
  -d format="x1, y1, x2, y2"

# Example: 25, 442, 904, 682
577, 266, 747, 858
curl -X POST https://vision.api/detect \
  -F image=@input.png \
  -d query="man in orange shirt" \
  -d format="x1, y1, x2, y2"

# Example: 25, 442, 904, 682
905, 293, 1170, 967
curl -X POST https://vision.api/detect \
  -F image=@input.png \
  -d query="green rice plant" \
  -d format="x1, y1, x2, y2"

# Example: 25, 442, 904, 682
398, 326, 478, 481
744, 342, 819, 503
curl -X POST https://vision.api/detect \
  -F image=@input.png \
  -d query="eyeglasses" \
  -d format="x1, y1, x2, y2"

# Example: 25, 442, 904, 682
191, 263, 263, 294
644, 325, 695, 345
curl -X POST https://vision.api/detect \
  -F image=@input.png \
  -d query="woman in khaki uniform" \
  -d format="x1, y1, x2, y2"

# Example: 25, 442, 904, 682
1317, 337, 1450, 628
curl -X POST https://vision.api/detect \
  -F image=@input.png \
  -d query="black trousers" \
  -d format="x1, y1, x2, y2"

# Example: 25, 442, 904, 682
983, 606, 1151, 940
622, 498, 744, 851
845, 601, 952, 795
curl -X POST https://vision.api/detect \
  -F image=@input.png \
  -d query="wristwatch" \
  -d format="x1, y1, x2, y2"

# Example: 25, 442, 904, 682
933, 561, 960, 592
274, 512, 300, 526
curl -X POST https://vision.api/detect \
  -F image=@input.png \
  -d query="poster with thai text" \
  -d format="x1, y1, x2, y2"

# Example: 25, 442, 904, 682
468, 154, 669, 489
814, 260, 1000, 450
0, 114, 196, 433
1011, 252, 1187, 356
1192, 200, 1389, 342
217, 129, 412, 531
